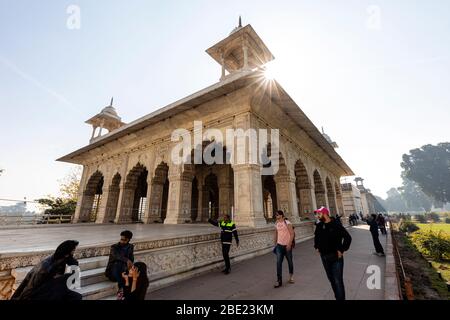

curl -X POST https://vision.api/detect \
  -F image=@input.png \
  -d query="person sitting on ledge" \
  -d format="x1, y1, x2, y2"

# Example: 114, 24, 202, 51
105, 230, 135, 300
10, 240, 82, 300
120, 262, 149, 300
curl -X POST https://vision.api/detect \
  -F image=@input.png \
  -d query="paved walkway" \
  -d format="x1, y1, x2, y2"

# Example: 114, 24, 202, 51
149, 225, 387, 300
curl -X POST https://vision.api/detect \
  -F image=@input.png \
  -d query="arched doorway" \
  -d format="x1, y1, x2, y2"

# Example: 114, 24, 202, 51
262, 175, 277, 220
313, 170, 327, 209
260, 143, 279, 221
294, 159, 312, 217
326, 177, 337, 215
191, 177, 199, 221
188, 142, 234, 223
148, 162, 169, 223
204, 173, 219, 220
79, 171, 104, 222
104, 173, 121, 223
132, 168, 148, 222
122, 163, 148, 223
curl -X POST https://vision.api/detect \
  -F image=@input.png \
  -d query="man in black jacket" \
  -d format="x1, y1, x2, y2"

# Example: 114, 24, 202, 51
208, 214, 239, 274
105, 230, 134, 298
368, 214, 385, 256
314, 207, 352, 300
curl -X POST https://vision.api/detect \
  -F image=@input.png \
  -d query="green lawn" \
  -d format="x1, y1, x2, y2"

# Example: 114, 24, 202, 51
414, 223, 450, 289
430, 261, 450, 283
416, 223, 450, 234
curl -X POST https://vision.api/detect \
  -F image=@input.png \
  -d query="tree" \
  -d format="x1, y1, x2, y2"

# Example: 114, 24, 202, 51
36, 168, 81, 216
384, 188, 407, 212
36, 197, 77, 216
401, 143, 450, 203
398, 178, 432, 212
58, 167, 81, 202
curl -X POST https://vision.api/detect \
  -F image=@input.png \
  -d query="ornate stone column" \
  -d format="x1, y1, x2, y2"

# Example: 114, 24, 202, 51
315, 190, 328, 210
141, 175, 155, 224
327, 192, 338, 216
103, 183, 121, 223
78, 192, 95, 223
164, 167, 192, 224
232, 164, 266, 228
274, 175, 300, 223
219, 183, 233, 216
115, 185, 134, 224
94, 190, 109, 224
298, 186, 316, 218
95, 173, 114, 224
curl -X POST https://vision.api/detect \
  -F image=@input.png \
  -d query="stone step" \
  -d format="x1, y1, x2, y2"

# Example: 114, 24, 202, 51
11, 256, 109, 284
76, 281, 117, 300
78, 256, 108, 272
80, 267, 108, 287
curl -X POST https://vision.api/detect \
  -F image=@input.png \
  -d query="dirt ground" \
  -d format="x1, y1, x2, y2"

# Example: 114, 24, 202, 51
394, 230, 448, 300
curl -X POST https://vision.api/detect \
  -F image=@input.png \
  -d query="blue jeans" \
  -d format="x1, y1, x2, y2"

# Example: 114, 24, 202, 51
320, 254, 345, 300
275, 244, 293, 282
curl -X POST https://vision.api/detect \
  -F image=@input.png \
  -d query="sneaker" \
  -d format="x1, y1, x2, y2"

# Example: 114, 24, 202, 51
378, 253, 385, 257
222, 269, 230, 275
274, 281, 282, 288
288, 278, 295, 284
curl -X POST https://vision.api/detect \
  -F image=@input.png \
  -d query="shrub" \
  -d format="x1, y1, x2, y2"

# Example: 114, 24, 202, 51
399, 220, 420, 233
415, 215, 427, 223
426, 212, 441, 223
445, 217, 450, 224
411, 230, 450, 261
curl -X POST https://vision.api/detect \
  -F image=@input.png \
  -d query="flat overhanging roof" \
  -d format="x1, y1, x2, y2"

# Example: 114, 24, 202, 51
57, 70, 354, 176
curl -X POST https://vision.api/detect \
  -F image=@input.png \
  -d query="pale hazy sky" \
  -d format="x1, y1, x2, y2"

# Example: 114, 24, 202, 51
0, 0, 449, 202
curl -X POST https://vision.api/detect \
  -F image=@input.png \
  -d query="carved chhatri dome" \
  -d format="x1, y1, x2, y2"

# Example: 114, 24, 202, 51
100, 105, 120, 120
206, 17, 274, 80
85, 97, 125, 142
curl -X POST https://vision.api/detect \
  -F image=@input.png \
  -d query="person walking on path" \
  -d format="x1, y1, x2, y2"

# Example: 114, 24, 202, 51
377, 214, 387, 235
368, 214, 385, 256
10, 240, 82, 300
314, 206, 352, 300
273, 210, 295, 288
208, 214, 239, 274
105, 230, 135, 299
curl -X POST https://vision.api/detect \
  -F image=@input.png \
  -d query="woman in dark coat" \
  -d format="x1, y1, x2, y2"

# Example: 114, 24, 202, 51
120, 262, 149, 300
10, 240, 82, 300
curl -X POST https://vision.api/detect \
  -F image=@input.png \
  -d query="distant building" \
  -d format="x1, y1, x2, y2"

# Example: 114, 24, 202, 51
353, 177, 386, 217
341, 182, 363, 217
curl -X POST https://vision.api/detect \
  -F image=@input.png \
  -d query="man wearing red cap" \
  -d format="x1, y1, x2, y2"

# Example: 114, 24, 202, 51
314, 206, 352, 300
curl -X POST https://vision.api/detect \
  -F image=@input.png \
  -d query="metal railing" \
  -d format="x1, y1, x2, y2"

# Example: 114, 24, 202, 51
0, 214, 74, 226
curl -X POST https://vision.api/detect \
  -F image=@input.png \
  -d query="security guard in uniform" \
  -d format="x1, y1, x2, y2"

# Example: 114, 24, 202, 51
208, 214, 239, 274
